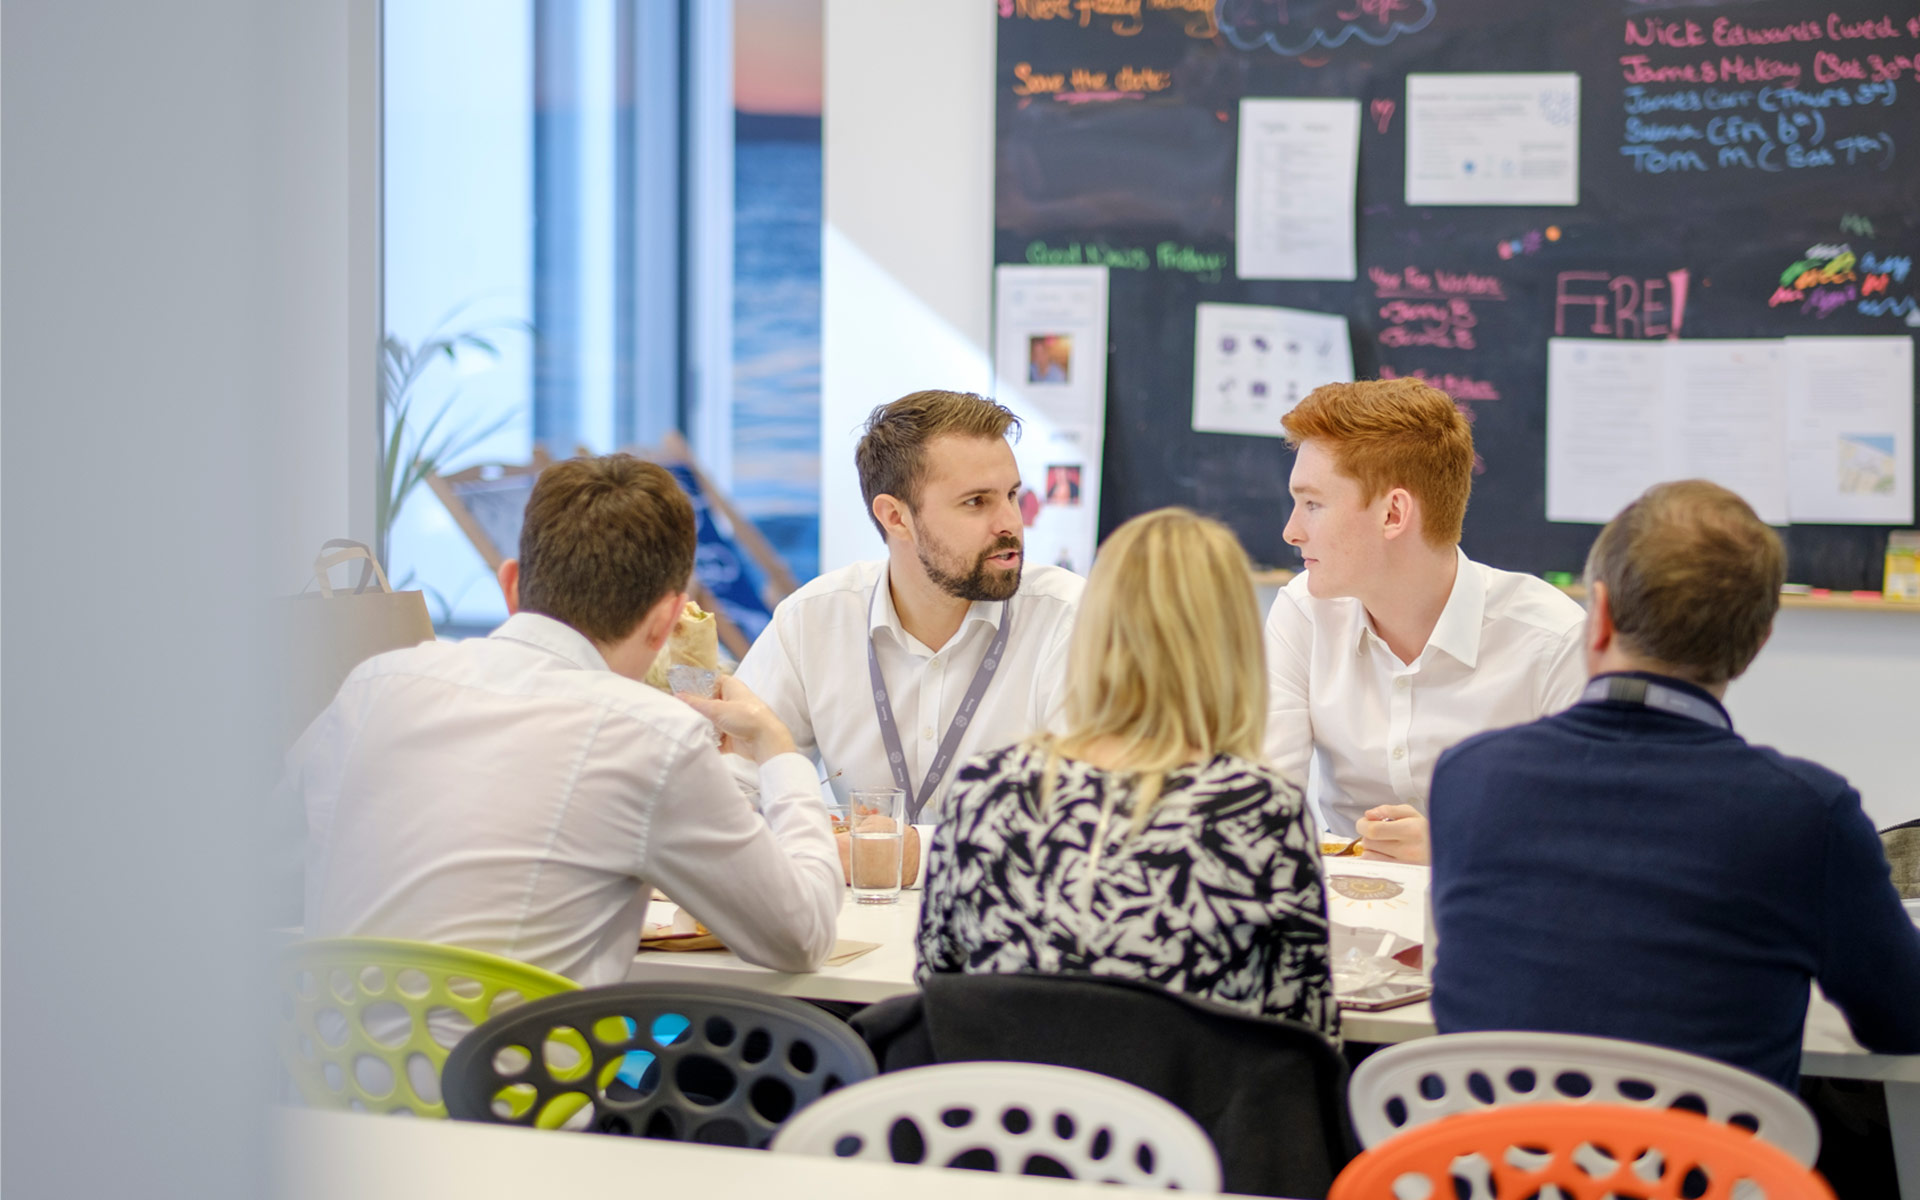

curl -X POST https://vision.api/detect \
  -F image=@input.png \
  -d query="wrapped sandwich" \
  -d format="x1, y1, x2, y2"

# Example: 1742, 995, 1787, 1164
643, 599, 720, 697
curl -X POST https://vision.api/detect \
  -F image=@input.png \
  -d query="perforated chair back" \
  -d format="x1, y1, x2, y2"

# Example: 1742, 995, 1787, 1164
771, 1062, 1223, 1190
1328, 1103, 1835, 1200
277, 937, 578, 1116
440, 982, 876, 1147
1347, 1031, 1818, 1164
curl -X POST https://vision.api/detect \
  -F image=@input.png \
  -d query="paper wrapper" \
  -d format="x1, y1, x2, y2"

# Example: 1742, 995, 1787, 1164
643, 601, 720, 693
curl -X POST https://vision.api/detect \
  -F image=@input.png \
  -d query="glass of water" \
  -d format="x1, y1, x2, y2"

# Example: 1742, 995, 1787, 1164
847, 788, 907, 905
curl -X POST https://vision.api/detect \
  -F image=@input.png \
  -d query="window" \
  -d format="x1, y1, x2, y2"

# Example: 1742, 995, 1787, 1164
382, 0, 822, 631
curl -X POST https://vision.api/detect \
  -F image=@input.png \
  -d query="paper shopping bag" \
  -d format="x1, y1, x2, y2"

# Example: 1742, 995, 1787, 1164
278, 539, 434, 745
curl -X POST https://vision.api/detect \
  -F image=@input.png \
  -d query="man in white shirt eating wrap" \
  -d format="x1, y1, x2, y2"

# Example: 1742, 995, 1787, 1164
1265, 379, 1586, 863
292, 454, 841, 984
733, 390, 1085, 884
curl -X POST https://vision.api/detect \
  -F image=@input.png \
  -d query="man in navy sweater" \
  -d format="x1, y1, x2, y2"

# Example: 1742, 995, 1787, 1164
1430, 480, 1920, 1090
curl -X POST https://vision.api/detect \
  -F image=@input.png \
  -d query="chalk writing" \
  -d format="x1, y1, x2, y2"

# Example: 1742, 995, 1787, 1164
1842, 213, 1877, 235
1011, 61, 1173, 100
1554, 270, 1688, 338
1006, 0, 1217, 39
1371, 98, 1396, 133
1369, 265, 1505, 351
1023, 239, 1223, 280
1218, 0, 1436, 56
1615, 14, 1912, 176
1378, 365, 1502, 401
1767, 242, 1918, 320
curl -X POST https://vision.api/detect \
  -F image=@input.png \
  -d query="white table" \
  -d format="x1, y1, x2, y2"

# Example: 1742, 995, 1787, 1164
275, 1105, 1200, 1200
632, 893, 1920, 1197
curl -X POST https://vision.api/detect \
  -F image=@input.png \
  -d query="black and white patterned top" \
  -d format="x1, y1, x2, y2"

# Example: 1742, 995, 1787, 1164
915, 743, 1338, 1036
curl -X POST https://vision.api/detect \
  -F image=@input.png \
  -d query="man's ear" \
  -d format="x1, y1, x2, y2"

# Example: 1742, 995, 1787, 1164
640, 590, 686, 654
498, 559, 521, 614
872, 493, 915, 547
1380, 487, 1418, 543
1586, 580, 1615, 657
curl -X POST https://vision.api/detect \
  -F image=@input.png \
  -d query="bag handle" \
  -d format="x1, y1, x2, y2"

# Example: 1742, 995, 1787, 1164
310, 539, 393, 598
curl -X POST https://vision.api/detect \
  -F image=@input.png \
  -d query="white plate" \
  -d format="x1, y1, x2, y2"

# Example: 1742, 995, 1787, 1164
1904, 897, 1920, 927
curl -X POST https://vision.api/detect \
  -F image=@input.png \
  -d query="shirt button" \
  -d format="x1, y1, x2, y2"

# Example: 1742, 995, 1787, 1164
1396, 677, 1411, 690
1392, 746, 1406, 760
921, 726, 934, 740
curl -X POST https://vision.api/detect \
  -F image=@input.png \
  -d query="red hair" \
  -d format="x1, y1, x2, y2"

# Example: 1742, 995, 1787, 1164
1281, 379, 1473, 546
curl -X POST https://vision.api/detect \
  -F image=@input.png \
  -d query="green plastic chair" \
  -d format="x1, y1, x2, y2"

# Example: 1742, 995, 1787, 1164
277, 937, 579, 1117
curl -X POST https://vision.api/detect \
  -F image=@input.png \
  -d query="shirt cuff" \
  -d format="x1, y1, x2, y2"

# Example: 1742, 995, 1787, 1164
755, 751, 822, 810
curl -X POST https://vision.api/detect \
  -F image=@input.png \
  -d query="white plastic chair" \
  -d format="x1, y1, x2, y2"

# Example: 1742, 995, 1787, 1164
1348, 1032, 1819, 1164
770, 1062, 1222, 1190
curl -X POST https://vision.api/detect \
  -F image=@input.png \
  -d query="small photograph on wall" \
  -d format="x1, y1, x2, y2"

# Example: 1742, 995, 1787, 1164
1045, 464, 1082, 506
1028, 334, 1072, 384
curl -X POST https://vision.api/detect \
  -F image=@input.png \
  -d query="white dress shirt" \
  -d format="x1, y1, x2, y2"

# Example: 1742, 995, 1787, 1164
1264, 549, 1587, 837
293, 612, 841, 985
732, 559, 1084, 824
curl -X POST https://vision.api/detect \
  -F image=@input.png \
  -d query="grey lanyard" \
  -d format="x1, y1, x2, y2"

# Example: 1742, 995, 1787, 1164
1581, 674, 1731, 731
867, 582, 1014, 822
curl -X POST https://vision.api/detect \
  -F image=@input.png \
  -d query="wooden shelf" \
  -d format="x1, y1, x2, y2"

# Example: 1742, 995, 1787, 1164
1248, 568, 1920, 613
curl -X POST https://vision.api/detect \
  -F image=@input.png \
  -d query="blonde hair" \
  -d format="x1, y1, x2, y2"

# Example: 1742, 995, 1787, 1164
1041, 508, 1268, 830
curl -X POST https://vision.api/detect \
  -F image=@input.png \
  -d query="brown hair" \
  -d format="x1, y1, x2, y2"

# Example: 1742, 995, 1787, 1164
516, 454, 695, 643
1584, 480, 1784, 686
1280, 378, 1474, 546
855, 390, 1020, 537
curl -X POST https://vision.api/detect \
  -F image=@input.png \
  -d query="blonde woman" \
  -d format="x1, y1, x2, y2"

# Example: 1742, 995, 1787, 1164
914, 508, 1336, 1034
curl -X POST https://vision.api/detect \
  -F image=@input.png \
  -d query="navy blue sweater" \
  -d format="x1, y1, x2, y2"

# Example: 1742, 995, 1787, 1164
1430, 672, 1920, 1089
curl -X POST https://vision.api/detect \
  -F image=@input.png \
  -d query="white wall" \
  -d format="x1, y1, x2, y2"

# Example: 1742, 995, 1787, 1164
820, 0, 997, 571
820, 0, 1920, 829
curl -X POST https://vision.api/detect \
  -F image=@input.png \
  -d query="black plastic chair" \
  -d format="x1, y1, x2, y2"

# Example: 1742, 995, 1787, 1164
848, 975, 1359, 1198
851, 972, 1356, 1198
441, 982, 877, 1148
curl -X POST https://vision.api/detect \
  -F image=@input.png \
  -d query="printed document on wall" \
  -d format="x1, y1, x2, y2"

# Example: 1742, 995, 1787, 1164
1661, 340, 1789, 525
1546, 340, 1666, 522
1785, 336, 1913, 524
1548, 340, 1789, 524
993, 265, 1110, 574
1406, 73, 1580, 206
1191, 303, 1353, 439
1236, 98, 1359, 280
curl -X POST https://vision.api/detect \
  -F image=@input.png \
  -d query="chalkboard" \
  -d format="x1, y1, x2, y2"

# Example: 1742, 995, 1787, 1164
995, 0, 1920, 589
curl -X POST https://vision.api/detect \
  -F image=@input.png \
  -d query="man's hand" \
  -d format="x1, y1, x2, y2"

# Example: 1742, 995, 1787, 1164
834, 816, 921, 887
1356, 803, 1430, 864
678, 676, 799, 764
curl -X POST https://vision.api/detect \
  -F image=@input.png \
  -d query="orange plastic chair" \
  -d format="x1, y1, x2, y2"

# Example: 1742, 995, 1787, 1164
1328, 1103, 1835, 1200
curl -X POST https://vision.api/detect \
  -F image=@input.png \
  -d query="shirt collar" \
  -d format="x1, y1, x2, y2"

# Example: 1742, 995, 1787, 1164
1354, 547, 1485, 668
490, 611, 611, 673
869, 564, 1006, 652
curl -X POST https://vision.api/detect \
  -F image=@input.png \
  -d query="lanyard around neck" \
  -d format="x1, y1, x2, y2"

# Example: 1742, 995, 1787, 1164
868, 580, 1014, 823
1581, 674, 1730, 730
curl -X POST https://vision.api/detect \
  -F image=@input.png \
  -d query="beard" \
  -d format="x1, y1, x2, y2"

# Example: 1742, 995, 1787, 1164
919, 532, 1023, 602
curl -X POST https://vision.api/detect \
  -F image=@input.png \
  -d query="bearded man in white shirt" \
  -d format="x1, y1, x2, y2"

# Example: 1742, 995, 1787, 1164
293, 454, 841, 984
733, 390, 1086, 882
1265, 379, 1586, 863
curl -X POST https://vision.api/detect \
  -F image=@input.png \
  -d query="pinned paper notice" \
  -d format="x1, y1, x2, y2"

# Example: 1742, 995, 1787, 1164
1236, 98, 1359, 281
1192, 303, 1353, 439
1406, 73, 1580, 207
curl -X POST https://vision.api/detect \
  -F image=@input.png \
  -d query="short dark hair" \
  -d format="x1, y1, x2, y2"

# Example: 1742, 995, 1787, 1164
516, 454, 695, 643
855, 390, 1019, 538
1584, 480, 1785, 686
